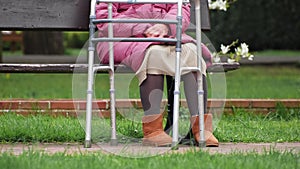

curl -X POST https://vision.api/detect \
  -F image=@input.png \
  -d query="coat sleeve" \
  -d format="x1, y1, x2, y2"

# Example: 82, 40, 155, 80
163, 4, 191, 36
96, 3, 152, 37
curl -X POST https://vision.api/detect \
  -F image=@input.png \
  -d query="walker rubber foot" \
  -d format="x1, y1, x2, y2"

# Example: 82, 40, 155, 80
198, 141, 206, 148
84, 140, 92, 148
171, 142, 179, 150
110, 139, 118, 146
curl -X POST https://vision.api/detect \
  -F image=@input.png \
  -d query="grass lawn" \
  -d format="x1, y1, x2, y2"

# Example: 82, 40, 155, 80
253, 50, 300, 57
0, 109, 299, 143
0, 111, 299, 169
0, 65, 299, 99
0, 150, 299, 169
0, 99, 298, 169
225, 65, 300, 98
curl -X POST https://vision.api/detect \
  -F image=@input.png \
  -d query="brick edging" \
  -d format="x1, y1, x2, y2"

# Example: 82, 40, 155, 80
0, 99, 299, 117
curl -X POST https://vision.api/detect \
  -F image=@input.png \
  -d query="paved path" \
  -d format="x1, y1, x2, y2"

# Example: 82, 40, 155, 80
1, 142, 299, 156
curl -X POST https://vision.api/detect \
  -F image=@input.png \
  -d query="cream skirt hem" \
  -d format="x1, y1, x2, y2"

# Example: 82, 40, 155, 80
136, 43, 206, 85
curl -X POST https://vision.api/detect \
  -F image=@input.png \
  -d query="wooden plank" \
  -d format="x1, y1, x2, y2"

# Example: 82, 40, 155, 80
207, 62, 240, 72
0, 64, 128, 73
0, 63, 239, 73
0, 0, 210, 31
0, 0, 90, 31
190, 0, 211, 31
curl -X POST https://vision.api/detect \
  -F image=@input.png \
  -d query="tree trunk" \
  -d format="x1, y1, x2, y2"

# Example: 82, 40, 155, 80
23, 31, 64, 55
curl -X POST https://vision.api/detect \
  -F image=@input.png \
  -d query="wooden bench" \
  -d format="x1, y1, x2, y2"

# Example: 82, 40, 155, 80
0, 0, 239, 72
0, 0, 239, 147
0, 62, 239, 73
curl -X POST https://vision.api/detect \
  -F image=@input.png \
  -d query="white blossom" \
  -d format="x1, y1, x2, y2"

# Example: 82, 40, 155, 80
221, 44, 230, 54
227, 58, 235, 63
248, 54, 254, 61
218, 0, 228, 11
240, 43, 249, 57
209, 0, 228, 11
212, 52, 221, 63
234, 47, 241, 55
214, 56, 221, 63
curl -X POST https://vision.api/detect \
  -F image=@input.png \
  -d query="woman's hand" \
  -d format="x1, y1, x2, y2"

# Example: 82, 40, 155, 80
144, 24, 169, 38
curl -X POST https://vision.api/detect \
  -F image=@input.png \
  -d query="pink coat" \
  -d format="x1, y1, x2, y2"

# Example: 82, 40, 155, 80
96, 3, 212, 72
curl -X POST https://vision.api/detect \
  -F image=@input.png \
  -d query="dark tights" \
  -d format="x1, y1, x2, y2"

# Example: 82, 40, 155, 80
139, 74, 164, 116
140, 72, 203, 116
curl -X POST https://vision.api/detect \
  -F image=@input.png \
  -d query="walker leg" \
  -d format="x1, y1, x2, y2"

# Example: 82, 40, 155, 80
171, 0, 184, 150
84, 45, 95, 148
195, 0, 206, 148
172, 50, 184, 150
172, 68, 181, 149
109, 70, 118, 146
108, 3, 118, 146
197, 71, 206, 147
84, 12, 97, 148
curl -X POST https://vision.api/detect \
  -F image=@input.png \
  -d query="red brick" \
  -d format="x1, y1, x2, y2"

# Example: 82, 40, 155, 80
279, 99, 300, 108
72, 100, 108, 110
71, 100, 87, 110
115, 99, 138, 108
51, 100, 75, 109
225, 99, 251, 108
134, 100, 144, 108
0, 101, 19, 109
0, 100, 49, 110
251, 99, 277, 108
208, 99, 226, 108
98, 110, 111, 118
96, 100, 109, 109
1, 99, 300, 118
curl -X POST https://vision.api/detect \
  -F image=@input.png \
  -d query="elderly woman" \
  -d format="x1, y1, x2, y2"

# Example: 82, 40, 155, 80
96, 2, 218, 147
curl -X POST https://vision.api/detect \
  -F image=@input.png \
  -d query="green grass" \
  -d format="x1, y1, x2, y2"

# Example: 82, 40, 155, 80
0, 65, 300, 99
0, 114, 84, 143
64, 48, 85, 56
215, 109, 300, 143
0, 109, 299, 143
0, 108, 299, 169
224, 65, 300, 99
254, 50, 300, 57
0, 74, 74, 99
0, 150, 299, 169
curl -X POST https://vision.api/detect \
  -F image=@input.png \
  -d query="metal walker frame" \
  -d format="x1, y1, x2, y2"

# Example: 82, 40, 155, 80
84, 0, 206, 149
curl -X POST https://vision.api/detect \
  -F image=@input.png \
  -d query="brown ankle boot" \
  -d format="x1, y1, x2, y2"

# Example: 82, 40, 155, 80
142, 114, 172, 147
190, 114, 219, 147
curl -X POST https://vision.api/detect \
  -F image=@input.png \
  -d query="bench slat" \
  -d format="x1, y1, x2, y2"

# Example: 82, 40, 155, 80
0, 63, 239, 73
0, 0, 210, 31
0, 0, 90, 31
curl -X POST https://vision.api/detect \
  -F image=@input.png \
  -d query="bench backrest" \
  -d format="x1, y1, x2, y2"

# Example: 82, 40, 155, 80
0, 0, 210, 31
